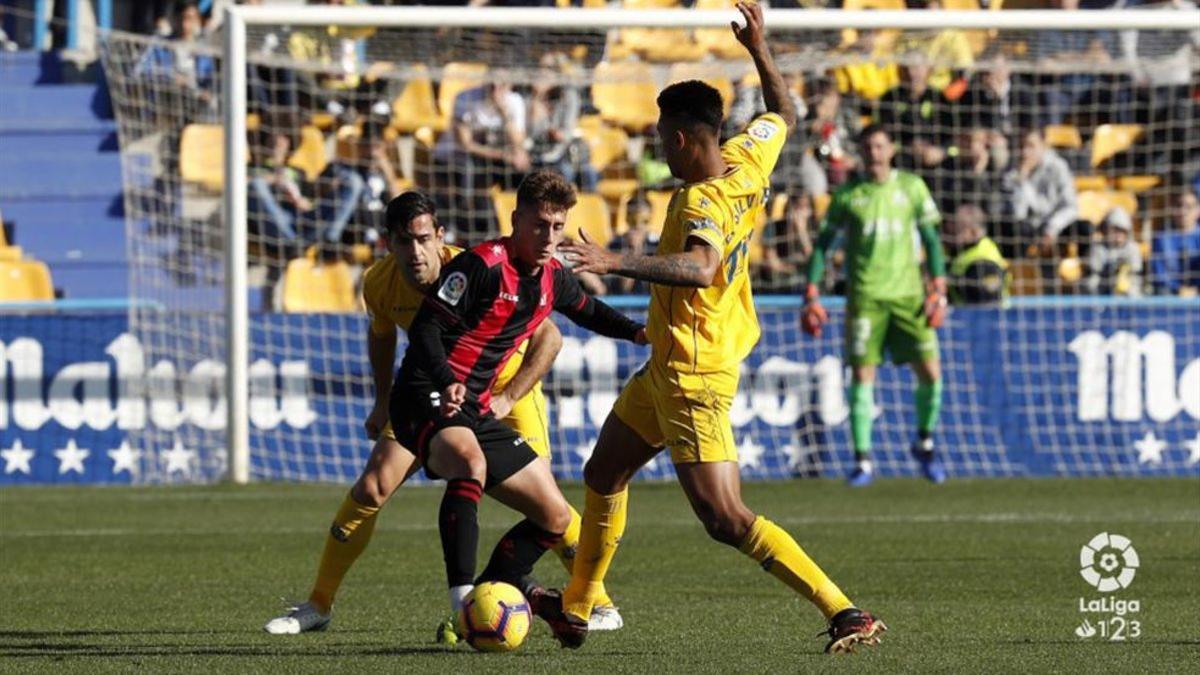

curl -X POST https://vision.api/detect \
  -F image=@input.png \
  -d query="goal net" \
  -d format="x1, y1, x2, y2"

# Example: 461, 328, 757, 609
99, 5, 1200, 484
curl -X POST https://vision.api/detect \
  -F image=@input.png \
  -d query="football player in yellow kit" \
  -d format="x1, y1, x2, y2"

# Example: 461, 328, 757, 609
264, 192, 621, 638
548, 3, 885, 654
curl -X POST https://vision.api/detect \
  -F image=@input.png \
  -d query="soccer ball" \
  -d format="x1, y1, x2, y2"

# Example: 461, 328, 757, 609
458, 582, 532, 652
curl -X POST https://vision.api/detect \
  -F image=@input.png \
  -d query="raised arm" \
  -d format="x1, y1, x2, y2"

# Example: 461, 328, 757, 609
732, 2, 797, 132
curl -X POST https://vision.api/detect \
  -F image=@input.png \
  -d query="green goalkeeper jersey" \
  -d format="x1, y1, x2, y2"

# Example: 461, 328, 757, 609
809, 169, 945, 301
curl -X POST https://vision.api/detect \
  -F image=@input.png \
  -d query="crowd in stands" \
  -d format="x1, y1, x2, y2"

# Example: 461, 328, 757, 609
118, 0, 1199, 311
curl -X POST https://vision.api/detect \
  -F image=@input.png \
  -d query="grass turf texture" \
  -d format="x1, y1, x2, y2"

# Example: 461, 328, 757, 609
2, 478, 1197, 673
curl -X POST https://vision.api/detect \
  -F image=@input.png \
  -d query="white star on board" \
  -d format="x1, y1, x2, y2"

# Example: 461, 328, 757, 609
162, 438, 195, 474
1133, 431, 1165, 466
781, 444, 806, 472
737, 436, 765, 470
1186, 433, 1200, 467
54, 439, 90, 475
1, 439, 35, 475
107, 440, 141, 475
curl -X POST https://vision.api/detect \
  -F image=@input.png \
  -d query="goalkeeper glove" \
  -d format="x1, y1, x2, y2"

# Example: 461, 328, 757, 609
801, 284, 828, 337
924, 277, 948, 329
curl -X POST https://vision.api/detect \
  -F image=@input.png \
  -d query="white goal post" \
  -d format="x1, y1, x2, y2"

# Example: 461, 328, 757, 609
213, 5, 1199, 484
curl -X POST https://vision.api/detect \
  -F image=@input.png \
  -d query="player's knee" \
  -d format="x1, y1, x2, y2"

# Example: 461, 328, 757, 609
582, 455, 631, 494
544, 501, 572, 535
699, 505, 755, 547
350, 478, 386, 509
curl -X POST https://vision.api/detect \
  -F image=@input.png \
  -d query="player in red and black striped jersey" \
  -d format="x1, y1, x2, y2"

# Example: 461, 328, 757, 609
389, 170, 646, 631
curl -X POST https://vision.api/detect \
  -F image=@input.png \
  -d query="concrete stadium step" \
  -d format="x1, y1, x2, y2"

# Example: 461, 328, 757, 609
47, 264, 129, 299
0, 125, 120, 154
0, 51, 62, 86
4, 218, 127, 266
0, 153, 123, 198
0, 83, 112, 122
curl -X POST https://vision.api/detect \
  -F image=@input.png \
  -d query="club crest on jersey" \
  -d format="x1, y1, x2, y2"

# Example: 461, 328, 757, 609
438, 271, 468, 306
748, 119, 777, 141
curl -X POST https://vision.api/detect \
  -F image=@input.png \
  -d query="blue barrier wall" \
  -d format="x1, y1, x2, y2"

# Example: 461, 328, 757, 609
1, 298, 1197, 484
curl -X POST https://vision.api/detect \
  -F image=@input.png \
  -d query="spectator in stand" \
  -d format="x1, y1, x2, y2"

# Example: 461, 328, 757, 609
934, 126, 1009, 222
726, 71, 825, 195
943, 203, 1009, 305
805, 78, 861, 189
287, 0, 394, 119
876, 56, 952, 176
527, 53, 598, 191
1031, 0, 1123, 125
894, 0, 974, 95
1150, 188, 1200, 296
605, 196, 658, 295
1086, 207, 1143, 296
135, 1, 217, 119
955, 49, 1037, 143
753, 190, 816, 293
1007, 127, 1081, 259
348, 115, 407, 240
434, 81, 530, 237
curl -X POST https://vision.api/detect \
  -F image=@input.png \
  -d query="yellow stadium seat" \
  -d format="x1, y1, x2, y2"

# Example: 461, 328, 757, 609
1044, 124, 1082, 150
1090, 124, 1143, 168
392, 65, 444, 134
180, 124, 227, 191
1114, 175, 1161, 193
599, 178, 639, 205
1008, 259, 1041, 296
1073, 175, 1109, 192
0, 246, 21, 261
310, 112, 336, 131
438, 62, 489, 129
693, 0, 745, 60
667, 63, 735, 116
645, 189, 674, 238
0, 209, 6, 246
493, 189, 519, 236
613, 25, 706, 63
566, 194, 613, 248
840, 0, 905, 47
0, 259, 54, 302
623, 0, 680, 6
1077, 190, 1138, 225
281, 257, 357, 312
592, 61, 660, 132
288, 125, 329, 182
577, 121, 630, 172
814, 193, 832, 221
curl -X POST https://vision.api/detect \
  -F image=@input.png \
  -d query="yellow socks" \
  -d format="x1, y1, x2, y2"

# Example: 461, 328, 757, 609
563, 486, 628, 620
738, 516, 853, 619
308, 492, 380, 614
553, 503, 614, 608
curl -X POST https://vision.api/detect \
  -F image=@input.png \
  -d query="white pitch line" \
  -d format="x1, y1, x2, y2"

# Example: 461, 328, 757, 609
3, 511, 1197, 538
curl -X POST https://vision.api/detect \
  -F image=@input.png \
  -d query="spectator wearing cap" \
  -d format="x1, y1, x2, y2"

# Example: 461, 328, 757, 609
1087, 207, 1143, 296
943, 203, 1009, 305
1150, 189, 1200, 296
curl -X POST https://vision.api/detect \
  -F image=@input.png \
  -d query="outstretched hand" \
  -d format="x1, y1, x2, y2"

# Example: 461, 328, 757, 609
559, 228, 620, 276
731, 2, 767, 53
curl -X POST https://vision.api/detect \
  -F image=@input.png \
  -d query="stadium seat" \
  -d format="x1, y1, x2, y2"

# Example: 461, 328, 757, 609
0, 209, 6, 246
180, 124, 228, 191
840, 0, 905, 47
1114, 175, 1161, 193
391, 65, 444, 134
1044, 124, 1083, 150
577, 118, 630, 172
592, 61, 660, 132
1008, 259, 1041, 296
1090, 124, 1144, 168
813, 193, 832, 221
437, 62, 489, 129
493, 189, 518, 235
566, 194, 614, 248
667, 63, 735, 116
1077, 190, 1138, 225
693, 0, 745, 59
288, 125, 329, 182
281, 257, 357, 313
0, 245, 21, 261
613, 25, 706, 63
0, 259, 54, 302
1073, 176, 1109, 192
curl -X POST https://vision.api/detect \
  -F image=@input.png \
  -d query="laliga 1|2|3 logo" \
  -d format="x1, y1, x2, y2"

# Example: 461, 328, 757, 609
1074, 532, 1142, 641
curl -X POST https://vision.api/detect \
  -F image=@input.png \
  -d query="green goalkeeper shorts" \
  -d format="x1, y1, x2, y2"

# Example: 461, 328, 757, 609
844, 295, 939, 367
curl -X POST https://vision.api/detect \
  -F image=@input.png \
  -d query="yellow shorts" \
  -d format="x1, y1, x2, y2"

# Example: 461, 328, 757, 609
380, 339, 551, 459
612, 359, 739, 465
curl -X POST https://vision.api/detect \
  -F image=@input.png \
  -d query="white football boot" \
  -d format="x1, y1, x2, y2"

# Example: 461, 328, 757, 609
263, 601, 331, 635
588, 604, 624, 631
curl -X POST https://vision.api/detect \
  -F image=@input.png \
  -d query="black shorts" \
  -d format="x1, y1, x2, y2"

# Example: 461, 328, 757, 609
388, 382, 538, 490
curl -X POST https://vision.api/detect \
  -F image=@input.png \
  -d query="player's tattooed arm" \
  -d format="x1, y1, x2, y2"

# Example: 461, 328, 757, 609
613, 241, 721, 288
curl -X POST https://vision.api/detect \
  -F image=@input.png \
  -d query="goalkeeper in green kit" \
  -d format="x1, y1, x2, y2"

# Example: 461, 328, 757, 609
802, 124, 948, 487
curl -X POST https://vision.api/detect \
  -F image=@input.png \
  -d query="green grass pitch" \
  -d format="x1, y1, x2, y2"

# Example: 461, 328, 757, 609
2, 478, 1197, 673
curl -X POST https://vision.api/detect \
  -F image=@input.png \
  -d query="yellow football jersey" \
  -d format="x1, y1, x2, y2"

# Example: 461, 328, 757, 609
648, 113, 787, 374
362, 244, 462, 336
